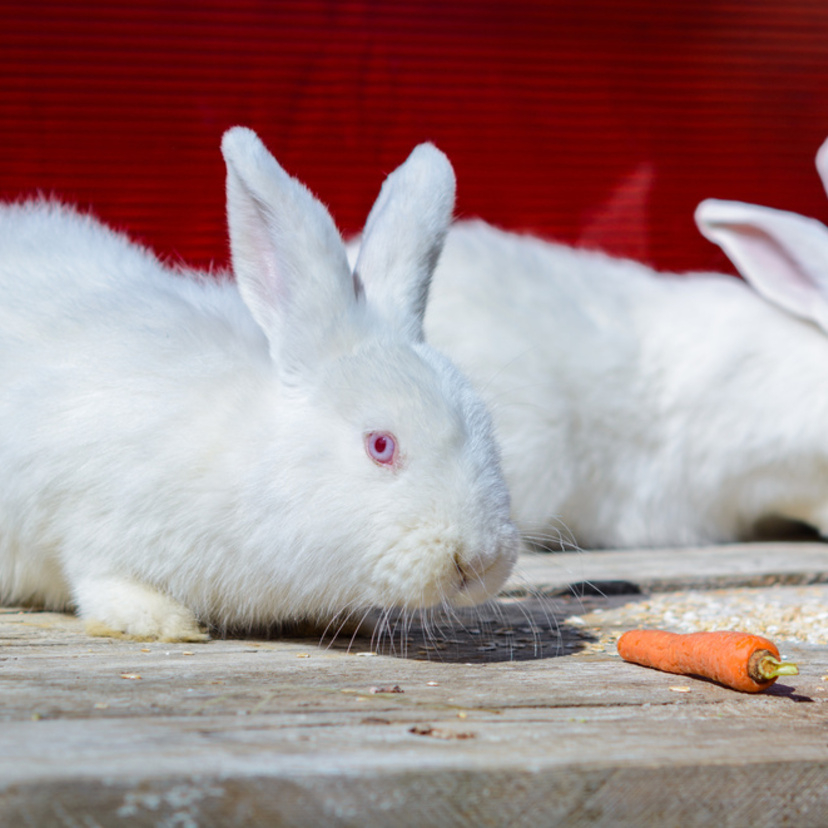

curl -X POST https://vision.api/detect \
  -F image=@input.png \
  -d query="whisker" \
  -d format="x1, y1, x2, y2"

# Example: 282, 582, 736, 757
317, 605, 357, 649
345, 608, 374, 653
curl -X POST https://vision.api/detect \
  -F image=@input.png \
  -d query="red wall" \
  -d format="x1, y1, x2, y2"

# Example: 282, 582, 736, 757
4, 0, 828, 275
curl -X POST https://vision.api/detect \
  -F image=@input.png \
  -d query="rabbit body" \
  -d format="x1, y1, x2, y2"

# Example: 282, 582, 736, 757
422, 219, 828, 548
0, 130, 518, 640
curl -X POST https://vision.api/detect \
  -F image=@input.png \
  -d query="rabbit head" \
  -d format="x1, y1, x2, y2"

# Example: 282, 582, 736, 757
205, 129, 519, 623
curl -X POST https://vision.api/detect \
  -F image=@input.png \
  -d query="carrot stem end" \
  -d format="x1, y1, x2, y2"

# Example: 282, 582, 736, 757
748, 649, 799, 683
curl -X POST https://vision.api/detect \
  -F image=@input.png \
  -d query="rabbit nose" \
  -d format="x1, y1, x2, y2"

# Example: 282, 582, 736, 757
454, 556, 473, 591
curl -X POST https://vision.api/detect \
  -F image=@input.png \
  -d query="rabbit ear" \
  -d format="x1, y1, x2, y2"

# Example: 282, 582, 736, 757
221, 127, 356, 376
816, 136, 828, 198
695, 198, 828, 333
354, 143, 456, 341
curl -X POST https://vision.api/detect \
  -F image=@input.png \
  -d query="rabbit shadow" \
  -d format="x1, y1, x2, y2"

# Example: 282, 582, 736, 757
230, 593, 616, 663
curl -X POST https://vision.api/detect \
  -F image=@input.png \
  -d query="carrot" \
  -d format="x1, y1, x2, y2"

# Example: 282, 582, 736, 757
617, 629, 799, 693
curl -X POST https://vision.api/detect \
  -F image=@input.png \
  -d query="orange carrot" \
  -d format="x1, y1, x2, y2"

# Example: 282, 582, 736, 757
617, 629, 799, 693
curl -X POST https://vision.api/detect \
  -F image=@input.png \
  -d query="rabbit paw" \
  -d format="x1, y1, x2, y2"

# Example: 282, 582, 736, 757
76, 577, 209, 642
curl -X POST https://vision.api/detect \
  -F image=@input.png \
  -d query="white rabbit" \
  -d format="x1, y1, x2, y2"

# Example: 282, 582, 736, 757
0, 127, 519, 641
390, 141, 828, 549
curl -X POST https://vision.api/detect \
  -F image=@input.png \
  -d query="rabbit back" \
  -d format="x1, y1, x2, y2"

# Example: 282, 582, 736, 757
0, 201, 265, 611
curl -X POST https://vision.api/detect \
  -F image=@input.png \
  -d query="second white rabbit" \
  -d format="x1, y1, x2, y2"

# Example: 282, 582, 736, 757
417, 143, 828, 549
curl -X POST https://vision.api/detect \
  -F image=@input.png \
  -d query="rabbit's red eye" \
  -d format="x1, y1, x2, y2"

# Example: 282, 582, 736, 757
365, 431, 397, 466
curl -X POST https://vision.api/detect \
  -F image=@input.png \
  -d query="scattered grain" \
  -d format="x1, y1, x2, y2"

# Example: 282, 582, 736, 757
575, 585, 828, 644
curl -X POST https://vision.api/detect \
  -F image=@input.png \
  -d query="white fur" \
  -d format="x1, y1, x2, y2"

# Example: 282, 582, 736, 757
356, 137, 828, 549
0, 128, 518, 640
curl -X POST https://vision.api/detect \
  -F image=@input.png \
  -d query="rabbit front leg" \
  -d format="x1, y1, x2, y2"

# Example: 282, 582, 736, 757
73, 575, 209, 642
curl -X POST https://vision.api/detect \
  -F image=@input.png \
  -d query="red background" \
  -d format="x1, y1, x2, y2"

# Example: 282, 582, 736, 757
3, 0, 828, 275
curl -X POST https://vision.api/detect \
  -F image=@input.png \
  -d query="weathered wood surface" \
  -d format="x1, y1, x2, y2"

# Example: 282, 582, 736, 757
2, 543, 828, 827
509, 540, 828, 594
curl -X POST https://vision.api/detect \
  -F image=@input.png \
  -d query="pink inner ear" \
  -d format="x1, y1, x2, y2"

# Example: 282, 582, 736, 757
711, 222, 820, 322
365, 431, 397, 466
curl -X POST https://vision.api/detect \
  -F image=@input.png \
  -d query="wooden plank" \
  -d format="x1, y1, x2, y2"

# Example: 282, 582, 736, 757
3, 712, 828, 827
2, 559, 828, 827
507, 541, 828, 595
